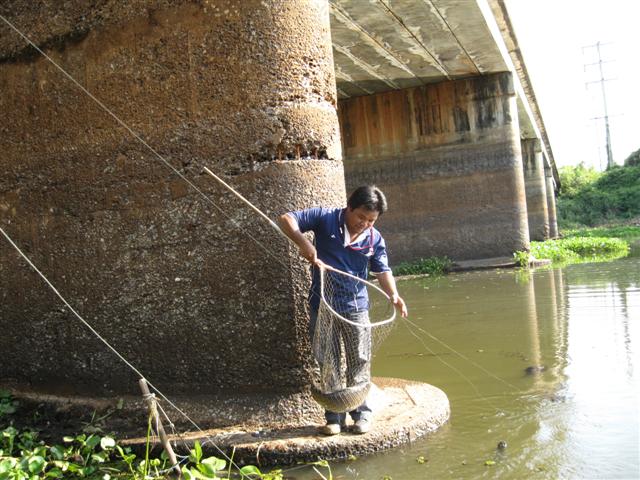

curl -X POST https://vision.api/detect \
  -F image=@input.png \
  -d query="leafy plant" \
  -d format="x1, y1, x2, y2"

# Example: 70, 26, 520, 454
393, 256, 452, 276
530, 236, 628, 265
512, 250, 531, 268
0, 426, 121, 480
180, 441, 285, 479
0, 393, 318, 480
0, 390, 17, 418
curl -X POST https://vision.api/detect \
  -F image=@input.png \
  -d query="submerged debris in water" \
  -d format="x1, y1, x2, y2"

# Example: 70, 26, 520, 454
525, 365, 547, 375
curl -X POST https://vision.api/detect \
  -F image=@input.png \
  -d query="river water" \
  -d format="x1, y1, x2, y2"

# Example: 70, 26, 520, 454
297, 256, 639, 479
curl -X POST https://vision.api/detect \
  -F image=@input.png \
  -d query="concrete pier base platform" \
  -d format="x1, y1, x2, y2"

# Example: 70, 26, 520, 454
6, 377, 449, 466
451, 256, 551, 272
125, 377, 450, 466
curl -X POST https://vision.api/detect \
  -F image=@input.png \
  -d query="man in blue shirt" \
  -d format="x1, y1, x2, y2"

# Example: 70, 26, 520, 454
279, 185, 408, 435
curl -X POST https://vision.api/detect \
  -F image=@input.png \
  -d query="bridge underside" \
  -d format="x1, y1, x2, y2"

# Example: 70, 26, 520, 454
330, 0, 558, 261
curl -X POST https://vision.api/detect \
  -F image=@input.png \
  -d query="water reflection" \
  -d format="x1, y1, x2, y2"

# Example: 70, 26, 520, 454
294, 257, 639, 479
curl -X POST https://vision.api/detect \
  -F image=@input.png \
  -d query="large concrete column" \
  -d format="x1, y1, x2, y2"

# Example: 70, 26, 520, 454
545, 163, 559, 238
0, 0, 342, 426
338, 72, 529, 262
521, 138, 549, 240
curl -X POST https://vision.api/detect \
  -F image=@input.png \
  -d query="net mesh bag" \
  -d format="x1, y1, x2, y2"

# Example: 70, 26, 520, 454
310, 265, 396, 413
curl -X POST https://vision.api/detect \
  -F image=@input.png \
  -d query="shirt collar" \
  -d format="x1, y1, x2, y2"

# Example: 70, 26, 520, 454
339, 209, 371, 247
343, 223, 369, 247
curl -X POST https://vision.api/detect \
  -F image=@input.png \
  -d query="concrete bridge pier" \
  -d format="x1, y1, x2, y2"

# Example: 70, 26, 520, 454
339, 72, 530, 263
545, 163, 560, 238
522, 138, 550, 241
0, 0, 346, 422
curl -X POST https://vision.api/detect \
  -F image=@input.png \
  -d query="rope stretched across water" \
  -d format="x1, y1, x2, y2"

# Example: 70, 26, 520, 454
0, 226, 238, 469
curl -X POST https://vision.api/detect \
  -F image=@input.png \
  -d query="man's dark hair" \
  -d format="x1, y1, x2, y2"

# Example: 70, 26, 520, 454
347, 185, 388, 214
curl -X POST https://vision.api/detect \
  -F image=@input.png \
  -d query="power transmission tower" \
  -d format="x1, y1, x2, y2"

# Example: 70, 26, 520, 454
583, 41, 615, 169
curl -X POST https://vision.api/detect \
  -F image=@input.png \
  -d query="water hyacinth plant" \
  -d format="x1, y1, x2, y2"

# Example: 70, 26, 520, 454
0, 388, 335, 480
392, 256, 452, 276
0, 426, 287, 480
530, 236, 629, 264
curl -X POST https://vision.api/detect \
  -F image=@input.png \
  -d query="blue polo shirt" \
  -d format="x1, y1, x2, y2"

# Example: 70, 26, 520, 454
287, 207, 391, 313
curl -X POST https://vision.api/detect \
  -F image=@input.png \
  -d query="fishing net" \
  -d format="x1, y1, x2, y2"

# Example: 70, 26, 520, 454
310, 265, 396, 413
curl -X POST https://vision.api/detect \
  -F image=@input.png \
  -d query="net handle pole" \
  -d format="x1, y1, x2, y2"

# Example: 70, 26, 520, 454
203, 167, 287, 240
204, 166, 335, 271
202, 166, 388, 296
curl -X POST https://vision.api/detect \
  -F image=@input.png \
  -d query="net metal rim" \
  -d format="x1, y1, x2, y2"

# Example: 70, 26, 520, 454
310, 381, 371, 413
319, 264, 397, 328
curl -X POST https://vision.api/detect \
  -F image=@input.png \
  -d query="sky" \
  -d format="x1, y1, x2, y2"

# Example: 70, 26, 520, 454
503, 0, 640, 170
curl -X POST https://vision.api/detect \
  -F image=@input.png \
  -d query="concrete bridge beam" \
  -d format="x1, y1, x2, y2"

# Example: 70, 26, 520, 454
521, 138, 550, 241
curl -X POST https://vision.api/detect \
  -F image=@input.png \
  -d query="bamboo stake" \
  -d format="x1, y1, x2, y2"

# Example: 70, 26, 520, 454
139, 378, 181, 477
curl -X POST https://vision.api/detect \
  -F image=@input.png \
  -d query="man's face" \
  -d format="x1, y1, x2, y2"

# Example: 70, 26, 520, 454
345, 206, 379, 236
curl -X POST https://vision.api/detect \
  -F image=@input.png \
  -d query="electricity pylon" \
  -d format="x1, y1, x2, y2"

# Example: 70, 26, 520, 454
583, 41, 615, 169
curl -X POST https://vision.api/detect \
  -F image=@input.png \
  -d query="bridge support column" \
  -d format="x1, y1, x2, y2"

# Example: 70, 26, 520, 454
545, 164, 560, 238
0, 0, 342, 426
339, 72, 529, 262
521, 138, 550, 240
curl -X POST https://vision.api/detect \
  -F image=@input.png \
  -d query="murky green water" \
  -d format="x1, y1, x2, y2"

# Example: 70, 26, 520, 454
296, 257, 640, 479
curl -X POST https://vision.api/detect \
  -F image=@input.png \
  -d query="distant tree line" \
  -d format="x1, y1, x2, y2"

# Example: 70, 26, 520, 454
557, 149, 640, 227
624, 147, 640, 167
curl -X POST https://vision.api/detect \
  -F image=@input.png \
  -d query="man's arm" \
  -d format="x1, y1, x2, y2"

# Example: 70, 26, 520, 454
278, 213, 320, 265
376, 271, 408, 317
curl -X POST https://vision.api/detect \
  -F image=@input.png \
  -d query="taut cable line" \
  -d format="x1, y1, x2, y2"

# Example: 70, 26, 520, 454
0, 13, 288, 273
403, 317, 524, 393
0, 227, 146, 381
0, 226, 241, 470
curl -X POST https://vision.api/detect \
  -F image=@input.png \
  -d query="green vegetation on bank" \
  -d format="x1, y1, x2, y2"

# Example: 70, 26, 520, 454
529, 235, 630, 265
623, 147, 640, 167
562, 225, 640, 242
392, 256, 452, 277
0, 427, 286, 480
557, 161, 640, 227
0, 425, 287, 480
520, 156, 640, 267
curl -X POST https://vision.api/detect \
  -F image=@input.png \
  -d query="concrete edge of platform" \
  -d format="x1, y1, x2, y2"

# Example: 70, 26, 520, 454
123, 377, 450, 466
395, 256, 553, 278
450, 256, 517, 271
